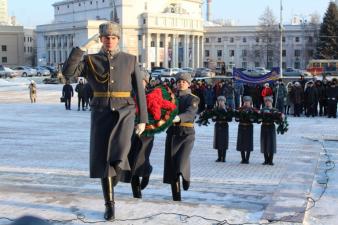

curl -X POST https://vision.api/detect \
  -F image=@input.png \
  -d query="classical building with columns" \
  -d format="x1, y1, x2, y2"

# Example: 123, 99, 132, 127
36, 0, 204, 69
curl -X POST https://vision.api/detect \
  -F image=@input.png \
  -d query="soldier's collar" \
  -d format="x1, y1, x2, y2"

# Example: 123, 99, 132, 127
178, 89, 191, 96
100, 46, 120, 57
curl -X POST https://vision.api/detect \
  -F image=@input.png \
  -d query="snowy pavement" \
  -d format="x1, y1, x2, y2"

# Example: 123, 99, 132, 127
0, 78, 337, 225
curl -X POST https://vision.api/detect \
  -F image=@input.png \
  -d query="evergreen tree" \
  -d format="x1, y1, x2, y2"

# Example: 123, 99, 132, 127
316, 2, 338, 59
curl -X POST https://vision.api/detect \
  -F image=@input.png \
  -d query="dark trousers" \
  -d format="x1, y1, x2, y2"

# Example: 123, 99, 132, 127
318, 100, 327, 116
327, 99, 337, 117
294, 103, 302, 116
78, 97, 85, 110
65, 97, 71, 110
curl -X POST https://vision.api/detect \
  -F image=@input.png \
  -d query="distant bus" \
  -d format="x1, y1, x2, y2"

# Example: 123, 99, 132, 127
307, 59, 338, 76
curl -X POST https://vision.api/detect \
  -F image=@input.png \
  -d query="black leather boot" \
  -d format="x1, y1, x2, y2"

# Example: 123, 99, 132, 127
240, 152, 246, 163
171, 176, 181, 201
245, 151, 250, 164
101, 177, 115, 221
269, 154, 274, 165
131, 176, 142, 198
215, 149, 221, 162
262, 153, 268, 165
140, 175, 150, 190
221, 150, 226, 162
182, 178, 190, 191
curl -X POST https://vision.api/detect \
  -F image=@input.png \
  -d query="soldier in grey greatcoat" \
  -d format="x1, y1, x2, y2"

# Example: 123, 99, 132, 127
163, 72, 200, 201
62, 22, 148, 221
213, 96, 230, 162
260, 96, 278, 165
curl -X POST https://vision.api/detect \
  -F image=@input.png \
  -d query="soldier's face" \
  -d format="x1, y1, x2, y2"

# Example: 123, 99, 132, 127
177, 80, 190, 91
100, 35, 119, 51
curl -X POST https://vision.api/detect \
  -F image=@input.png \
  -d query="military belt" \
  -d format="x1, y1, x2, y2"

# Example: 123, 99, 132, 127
240, 122, 251, 126
262, 122, 273, 125
93, 91, 131, 98
174, 122, 194, 128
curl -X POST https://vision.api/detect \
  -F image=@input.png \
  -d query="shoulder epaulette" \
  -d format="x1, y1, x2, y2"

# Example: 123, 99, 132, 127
189, 93, 199, 99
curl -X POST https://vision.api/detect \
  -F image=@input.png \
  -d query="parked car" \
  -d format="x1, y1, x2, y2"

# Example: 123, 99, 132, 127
241, 67, 270, 77
161, 68, 181, 77
180, 67, 193, 73
151, 69, 166, 77
283, 67, 311, 77
0, 65, 20, 78
11, 66, 37, 77
193, 68, 216, 77
35, 66, 51, 76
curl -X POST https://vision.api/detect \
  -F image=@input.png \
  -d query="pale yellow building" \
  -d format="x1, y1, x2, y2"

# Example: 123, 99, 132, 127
0, 25, 25, 66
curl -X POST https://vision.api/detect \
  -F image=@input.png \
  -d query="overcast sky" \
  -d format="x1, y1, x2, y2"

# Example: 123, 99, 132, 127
7, 0, 333, 27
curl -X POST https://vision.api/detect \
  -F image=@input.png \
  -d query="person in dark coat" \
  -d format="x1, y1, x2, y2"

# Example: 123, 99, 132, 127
204, 84, 215, 109
290, 82, 304, 117
304, 81, 318, 117
62, 79, 74, 110
83, 82, 93, 110
236, 96, 255, 164
213, 96, 231, 162
273, 79, 287, 113
326, 80, 338, 118
163, 72, 200, 201
75, 78, 86, 111
120, 71, 155, 199
260, 96, 279, 165
316, 80, 327, 116
62, 22, 148, 221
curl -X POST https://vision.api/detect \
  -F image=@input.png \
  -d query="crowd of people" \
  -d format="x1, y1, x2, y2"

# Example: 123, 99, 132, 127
147, 75, 338, 119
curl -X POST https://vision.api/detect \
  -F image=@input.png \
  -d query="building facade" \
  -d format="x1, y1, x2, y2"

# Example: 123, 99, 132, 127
36, 0, 204, 69
0, 25, 25, 66
0, 0, 9, 25
204, 23, 319, 71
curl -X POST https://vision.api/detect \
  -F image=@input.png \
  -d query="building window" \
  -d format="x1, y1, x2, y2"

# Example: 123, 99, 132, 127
217, 50, 222, 57
294, 62, 300, 69
243, 37, 247, 43
150, 41, 155, 47
242, 62, 247, 68
295, 37, 300, 42
205, 50, 210, 57
229, 50, 235, 57
255, 62, 260, 67
2, 57, 7, 63
282, 50, 286, 57
143, 19, 146, 24
217, 38, 221, 43
242, 49, 247, 57
230, 37, 234, 43
308, 36, 313, 43
67, 4, 69, 8
159, 41, 164, 48
294, 49, 301, 57
57, 6, 59, 10
78, 3, 81, 6
256, 37, 259, 43
254, 50, 260, 57
90, 1, 92, 5
205, 38, 209, 43
1, 45, 7, 51
268, 38, 272, 43
102, 0, 105, 2
267, 50, 273, 57
282, 36, 286, 42
24, 37, 26, 42
282, 62, 286, 69
24, 47, 26, 52
138, 35, 142, 41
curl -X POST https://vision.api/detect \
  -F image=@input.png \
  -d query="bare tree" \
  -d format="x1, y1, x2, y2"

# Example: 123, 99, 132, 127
256, 7, 280, 69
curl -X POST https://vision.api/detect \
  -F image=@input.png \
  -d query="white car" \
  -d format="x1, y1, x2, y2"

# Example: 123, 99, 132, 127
35, 66, 51, 76
242, 67, 270, 76
180, 67, 193, 73
151, 69, 166, 77
161, 68, 181, 77
0, 65, 20, 78
11, 66, 37, 77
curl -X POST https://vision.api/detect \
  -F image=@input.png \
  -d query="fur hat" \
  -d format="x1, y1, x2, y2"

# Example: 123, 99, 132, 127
264, 96, 273, 103
243, 96, 252, 102
176, 72, 192, 85
99, 22, 121, 38
217, 96, 226, 102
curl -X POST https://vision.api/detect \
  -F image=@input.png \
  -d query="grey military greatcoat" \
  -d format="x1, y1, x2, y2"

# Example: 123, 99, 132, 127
62, 47, 148, 178
163, 89, 200, 184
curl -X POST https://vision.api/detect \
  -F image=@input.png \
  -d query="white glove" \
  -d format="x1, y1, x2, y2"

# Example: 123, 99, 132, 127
80, 33, 100, 51
172, 115, 181, 123
135, 123, 146, 136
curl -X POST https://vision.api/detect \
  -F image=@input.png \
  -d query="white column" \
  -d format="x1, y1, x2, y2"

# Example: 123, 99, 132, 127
183, 35, 188, 68
199, 36, 204, 68
145, 33, 151, 70
156, 33, 160, 66
172, 34, 177, 68
191, 35, 195, 68
196, 36, 201, 68
164, 33, 168, 68
175, 35, 179, 68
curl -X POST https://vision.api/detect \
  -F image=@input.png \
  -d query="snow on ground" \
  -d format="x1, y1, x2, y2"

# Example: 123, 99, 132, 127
0, 78, 337, 225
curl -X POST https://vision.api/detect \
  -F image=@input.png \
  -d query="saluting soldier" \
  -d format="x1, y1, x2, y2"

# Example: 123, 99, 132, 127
163, 72, 200, 201
62, 22, 148, 220
260, 96, 278, 165
213, 96, 231, 162
236, 96, 255, 164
